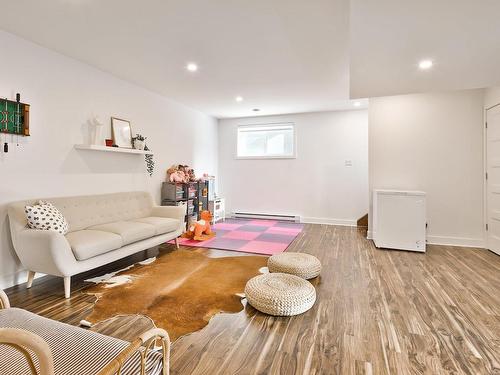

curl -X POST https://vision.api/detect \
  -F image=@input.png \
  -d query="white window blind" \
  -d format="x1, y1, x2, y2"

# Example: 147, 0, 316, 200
237, 123, 295, 159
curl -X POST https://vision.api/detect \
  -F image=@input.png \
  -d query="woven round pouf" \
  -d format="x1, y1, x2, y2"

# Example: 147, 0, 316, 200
268, 252, 321, 279
245, 273, 316, 316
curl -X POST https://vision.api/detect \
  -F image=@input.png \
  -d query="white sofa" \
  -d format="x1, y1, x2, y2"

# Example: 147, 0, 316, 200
8, 191, 186, 298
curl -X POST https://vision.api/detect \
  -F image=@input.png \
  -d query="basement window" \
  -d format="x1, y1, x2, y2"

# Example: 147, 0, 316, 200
237, 123, 296, 159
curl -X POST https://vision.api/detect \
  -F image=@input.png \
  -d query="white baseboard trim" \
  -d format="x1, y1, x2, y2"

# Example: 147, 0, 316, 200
426, 236, 485, 248
367, 230, 373, 239
0, 269, 46, 290
302, 217, 357, 227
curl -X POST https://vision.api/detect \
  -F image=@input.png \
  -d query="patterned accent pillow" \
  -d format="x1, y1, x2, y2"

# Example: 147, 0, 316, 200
24, 200, 69, 235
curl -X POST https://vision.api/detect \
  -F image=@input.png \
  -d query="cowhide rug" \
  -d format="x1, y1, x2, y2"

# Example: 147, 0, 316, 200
84, 249, 268, 341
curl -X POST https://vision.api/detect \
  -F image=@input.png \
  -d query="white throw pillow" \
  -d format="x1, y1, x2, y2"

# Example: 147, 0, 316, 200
24, 200, 69, 235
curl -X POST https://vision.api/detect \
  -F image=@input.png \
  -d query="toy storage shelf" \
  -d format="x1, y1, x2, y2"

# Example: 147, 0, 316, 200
74, 144, 154, 155
161, 181, 209, 224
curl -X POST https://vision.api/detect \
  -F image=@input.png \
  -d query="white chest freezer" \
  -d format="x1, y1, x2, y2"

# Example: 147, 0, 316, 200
372, 190, 426, 252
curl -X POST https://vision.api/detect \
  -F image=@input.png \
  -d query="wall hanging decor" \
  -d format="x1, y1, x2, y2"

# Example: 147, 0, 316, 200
144, 145, 155, 176
133, 133, 154, 176
1, 93, 30, 153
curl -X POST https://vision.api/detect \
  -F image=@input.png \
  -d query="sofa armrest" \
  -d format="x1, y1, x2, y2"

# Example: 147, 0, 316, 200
0, 328, 55, 375
16, 229, 77, 277
151, 205, 187, 229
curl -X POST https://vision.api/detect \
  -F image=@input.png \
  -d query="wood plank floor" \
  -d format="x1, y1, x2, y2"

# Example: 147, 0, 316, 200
4, 225, 500, 374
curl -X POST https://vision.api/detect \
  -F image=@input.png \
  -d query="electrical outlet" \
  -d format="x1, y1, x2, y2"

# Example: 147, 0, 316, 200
345, 160, 352, 167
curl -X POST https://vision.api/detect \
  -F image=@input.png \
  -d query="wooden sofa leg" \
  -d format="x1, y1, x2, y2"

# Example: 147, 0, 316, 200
27, 271, 36, 289
64, 277, 71, 299
175, 237, 179, 249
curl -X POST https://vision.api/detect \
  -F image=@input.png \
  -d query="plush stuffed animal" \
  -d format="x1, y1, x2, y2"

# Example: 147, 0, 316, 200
166, 165, 177, 176
187, 167, 197, 182
178, 165, 191, 183
166, 165, 177, 181
169, 171, 185, 183
167, 164, 198, 183
182, 210, 215, 241
167, 165, 186, 183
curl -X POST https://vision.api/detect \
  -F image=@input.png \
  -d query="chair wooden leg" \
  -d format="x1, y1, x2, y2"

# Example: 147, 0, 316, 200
27, 271, 36, 289
175, 237, 179, 249
63, 277, 71, 299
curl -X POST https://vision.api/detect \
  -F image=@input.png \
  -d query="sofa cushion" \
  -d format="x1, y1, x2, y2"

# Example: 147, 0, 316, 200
66, 230, 123, 261
88, 221, 156, 245
130, 216, 179, 235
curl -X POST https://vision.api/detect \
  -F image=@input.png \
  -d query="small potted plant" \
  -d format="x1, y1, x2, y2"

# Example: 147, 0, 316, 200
133, 134, 146, 150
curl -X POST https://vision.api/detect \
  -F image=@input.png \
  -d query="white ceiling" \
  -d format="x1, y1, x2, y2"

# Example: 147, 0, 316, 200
1, 1, 500, 118
0, 0, 351, 118
350, 0, 500, 98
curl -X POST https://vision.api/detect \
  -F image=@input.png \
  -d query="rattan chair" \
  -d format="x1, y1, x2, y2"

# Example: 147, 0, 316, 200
0, 289, 170, 375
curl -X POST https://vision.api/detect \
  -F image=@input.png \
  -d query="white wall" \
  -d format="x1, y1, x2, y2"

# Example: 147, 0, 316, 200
218, 110, 368, 225
485, 86, 500, 108
0, 31, 218, 288
368, 89, 485, 247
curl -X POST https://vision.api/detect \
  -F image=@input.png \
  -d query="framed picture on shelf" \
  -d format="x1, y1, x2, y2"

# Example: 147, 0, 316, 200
111, 117, 133, 148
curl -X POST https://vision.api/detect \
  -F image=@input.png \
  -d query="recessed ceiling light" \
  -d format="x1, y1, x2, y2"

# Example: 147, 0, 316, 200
418, 59, 433, 70
235, 96, 243, 102
353, 101, 361, 107
186, 63, 198, 72
252, 108, 260, 112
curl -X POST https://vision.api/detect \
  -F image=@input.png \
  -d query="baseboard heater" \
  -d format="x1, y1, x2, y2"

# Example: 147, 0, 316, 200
231, 211, 301, 223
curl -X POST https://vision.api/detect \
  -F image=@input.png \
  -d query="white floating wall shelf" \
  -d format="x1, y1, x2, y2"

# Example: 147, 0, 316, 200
74, 144, 154, 155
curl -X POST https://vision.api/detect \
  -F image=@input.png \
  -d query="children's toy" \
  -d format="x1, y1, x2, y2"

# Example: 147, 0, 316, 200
167, 164, 198, 183
187, 167, 197, 182
167, 165, 187, 183
182, 210, 216, 241
170, 170, 186, 183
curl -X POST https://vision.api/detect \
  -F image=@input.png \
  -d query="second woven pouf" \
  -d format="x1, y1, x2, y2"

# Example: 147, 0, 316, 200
268, 252, 321, 279
245, 273, 316, 316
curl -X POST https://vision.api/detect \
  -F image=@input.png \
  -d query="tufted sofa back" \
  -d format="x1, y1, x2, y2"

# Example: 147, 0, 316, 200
8, 191, 154, 234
